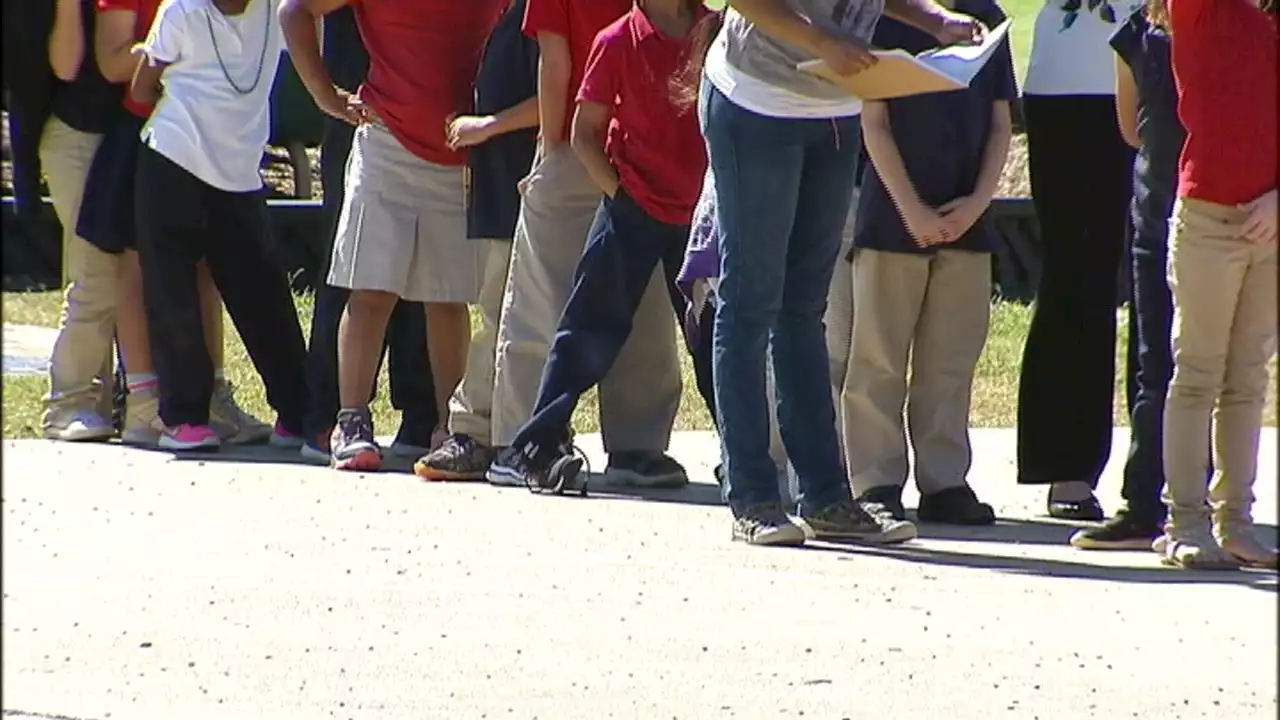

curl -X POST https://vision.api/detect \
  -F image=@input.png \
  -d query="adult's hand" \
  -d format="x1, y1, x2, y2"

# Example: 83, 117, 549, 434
934, 9, 986, 46
815, 34, 878, 76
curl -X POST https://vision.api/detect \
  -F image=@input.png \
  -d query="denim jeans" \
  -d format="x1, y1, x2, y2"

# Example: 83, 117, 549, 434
702, 85, 859, 515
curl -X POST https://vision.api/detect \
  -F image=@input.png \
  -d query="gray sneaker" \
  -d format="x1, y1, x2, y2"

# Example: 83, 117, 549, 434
414, 434, 497, 481
732, 503, 807, 546
802, 498, 917, 544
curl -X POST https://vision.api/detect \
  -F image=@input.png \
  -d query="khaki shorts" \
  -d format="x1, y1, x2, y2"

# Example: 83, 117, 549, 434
328, 123, 483, 303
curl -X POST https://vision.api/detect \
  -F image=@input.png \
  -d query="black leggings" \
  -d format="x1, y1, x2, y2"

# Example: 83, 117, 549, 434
1016, 94, 1136, 487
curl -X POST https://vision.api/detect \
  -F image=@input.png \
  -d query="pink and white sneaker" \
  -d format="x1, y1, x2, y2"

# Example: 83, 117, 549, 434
268, 419, 305, 449
158, 423, 221, 451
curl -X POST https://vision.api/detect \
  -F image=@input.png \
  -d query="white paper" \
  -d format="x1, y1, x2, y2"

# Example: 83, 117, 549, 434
914, 18, 1012, 87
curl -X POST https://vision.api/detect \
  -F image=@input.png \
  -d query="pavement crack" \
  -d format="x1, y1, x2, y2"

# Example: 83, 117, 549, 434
3, 710, 105, 720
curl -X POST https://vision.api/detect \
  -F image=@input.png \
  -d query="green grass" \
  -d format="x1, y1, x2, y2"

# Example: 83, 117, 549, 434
703, 0, 1042, 81
11, 289, 1274, 440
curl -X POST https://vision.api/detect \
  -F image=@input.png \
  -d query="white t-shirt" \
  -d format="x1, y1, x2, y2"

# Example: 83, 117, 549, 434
138, 0, 282, 192
704, 21, 864, 120
1022, 0, 1144, 96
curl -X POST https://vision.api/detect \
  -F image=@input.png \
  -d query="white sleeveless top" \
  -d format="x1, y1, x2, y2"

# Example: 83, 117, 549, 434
1022, 0, 1143, 96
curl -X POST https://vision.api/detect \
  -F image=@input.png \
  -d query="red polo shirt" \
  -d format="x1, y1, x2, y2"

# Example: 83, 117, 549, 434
576, 4, 709, 226
522, 0, 631, 144
96, 0, 162, 118
353, 0, 505, 166
1170, 0, 1277, 205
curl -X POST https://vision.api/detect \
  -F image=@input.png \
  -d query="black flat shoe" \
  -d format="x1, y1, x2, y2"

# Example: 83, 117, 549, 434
1047, 495, 1105, 521
918, 486, 996, 525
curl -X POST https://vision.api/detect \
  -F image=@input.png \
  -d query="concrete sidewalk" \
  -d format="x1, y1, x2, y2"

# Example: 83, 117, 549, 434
2, 430, 1276, 720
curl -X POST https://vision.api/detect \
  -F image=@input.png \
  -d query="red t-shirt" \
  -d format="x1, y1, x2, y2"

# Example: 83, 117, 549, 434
96, 0, 162, 118
576, 4, 709, 226
522, 0, 631, 144
1169, 0, 1277, 205
353, 0, 505, 166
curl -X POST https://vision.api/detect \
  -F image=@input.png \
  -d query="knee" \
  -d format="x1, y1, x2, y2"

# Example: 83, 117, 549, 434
346, 289, 399, 319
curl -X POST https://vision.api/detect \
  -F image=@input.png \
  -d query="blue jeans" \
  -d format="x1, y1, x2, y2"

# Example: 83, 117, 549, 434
703, 85, 859, 515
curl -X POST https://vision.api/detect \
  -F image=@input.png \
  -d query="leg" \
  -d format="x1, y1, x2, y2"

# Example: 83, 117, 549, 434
842, 249, 928, 499
133, 147, 215, 437
204, 189, 310, 436
1160, 200, 1247, 568
39, 117, 117, 439
908, 250, 995, 524
662, 230, 716, 423
1212, 238, 1278, 567
424, 302, 470, 435
491, 146, 601, 447
385, 298, 437, 453
827, 188, 860, 432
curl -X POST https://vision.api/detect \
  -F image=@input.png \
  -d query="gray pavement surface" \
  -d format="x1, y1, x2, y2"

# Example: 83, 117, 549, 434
3, 429, 1277, 720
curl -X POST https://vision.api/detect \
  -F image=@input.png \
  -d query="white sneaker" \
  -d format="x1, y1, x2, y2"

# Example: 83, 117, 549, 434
42, 408, 115, 442
209, 381, 272, 445
121, 389, 165, 447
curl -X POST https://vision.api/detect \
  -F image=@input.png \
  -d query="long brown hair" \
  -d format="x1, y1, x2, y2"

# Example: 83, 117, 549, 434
670, 10, 725, 110
1146, 0, 1169, 28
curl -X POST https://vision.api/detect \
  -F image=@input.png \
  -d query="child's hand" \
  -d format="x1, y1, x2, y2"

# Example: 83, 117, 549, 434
901, 203, 952, 247
937, 195, 987, 240
446, 115, 498, 150
1240, 189, 1278, 245
318, 87, 368, 126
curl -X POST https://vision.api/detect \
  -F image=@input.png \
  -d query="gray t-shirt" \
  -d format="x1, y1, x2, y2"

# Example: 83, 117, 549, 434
722, 0, 887, 100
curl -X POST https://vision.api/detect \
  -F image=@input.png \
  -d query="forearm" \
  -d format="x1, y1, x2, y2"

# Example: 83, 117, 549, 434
536, 54, 570, 150
96, 12, 143, 82
490, 96, 540, 136
129, 58, 165, 105
570, 114, 618, 197
861, 108, 926, 214
883, 0, 946, 36
970, 103, 1013, 204
727, 0, 827, 56
49, 0, 85, 81
280, 0, 341, 102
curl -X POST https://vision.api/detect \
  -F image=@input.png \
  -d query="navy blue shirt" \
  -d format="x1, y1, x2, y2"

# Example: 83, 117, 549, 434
1109, 10, 1183, 246
853, 0, 1017, 255
467, 0, 539, 241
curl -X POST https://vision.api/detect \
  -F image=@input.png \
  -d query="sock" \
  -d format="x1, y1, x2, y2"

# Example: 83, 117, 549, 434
126, 372, 159, 393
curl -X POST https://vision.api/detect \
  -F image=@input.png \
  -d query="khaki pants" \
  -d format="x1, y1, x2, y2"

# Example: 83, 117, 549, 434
448, 239, 511, 445
39, 117, 117, 423
840, 248, 991, 495
824, 189, 861, 452
491, 146, 680, 451
1163, 198, 1278, 534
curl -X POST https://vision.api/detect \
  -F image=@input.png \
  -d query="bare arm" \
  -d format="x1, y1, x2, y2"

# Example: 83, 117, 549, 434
279, 0, 360, 123
492, 96, 540, 135
49, 0, 86, 81
860, 102, 928, 218
535, 32, 571, 152
970, 100, 1013, 205
570, 100, 618, 198
129, 56, 166, 106
95, 10, 141, 82
1113, 54, 1141, 149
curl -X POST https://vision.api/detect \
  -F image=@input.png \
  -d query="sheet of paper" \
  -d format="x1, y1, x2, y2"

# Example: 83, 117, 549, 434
915, 19, 1012, 86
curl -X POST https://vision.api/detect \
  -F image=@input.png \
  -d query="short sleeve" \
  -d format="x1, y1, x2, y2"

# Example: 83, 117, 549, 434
137, 0, 184, 64
97, 0, 140, 13
522, 0, 568, 40
575, 28, 621, 106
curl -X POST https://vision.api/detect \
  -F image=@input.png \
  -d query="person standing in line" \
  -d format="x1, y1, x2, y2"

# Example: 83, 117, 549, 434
82, 0, 270, 446
1155, 0, 1276, 570
1014, 0, 1141, 520
486, 0, 712, 491
700, 0, 984, 546
486, 0, 690, 489
281, 0, 505, 471
298, 5, 440, 465
129, 0, 310, 450
1069, 3, 1189, 549
842, 0, 1014, 532
32, 0, 121, 441
414, 0, 540, 482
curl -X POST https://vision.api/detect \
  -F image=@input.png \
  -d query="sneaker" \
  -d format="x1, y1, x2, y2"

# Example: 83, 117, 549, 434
604, 451, 688, 489
917, 486, 996, 526
1155, 525, 1239, 570
209, 381, 272, 445
300, 430, 331, 465
42, 408, 115, 442
486, 444, 585, 492
121, 388, 165, 447
802, 497, 917, 543
1069, 510, 1163, 550
856, 485, 909, 521
330, 408, 382, 472
158, 423, 220, 451
268, 420, 305, 449
414, 434, 498, 481
732, 502, 807, 546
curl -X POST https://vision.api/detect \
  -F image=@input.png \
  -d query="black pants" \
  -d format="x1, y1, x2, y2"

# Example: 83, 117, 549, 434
1017, 95, 1137, 487
511, 191, 715, 455
135, 146, 308, 431
301, 116, 436, 439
